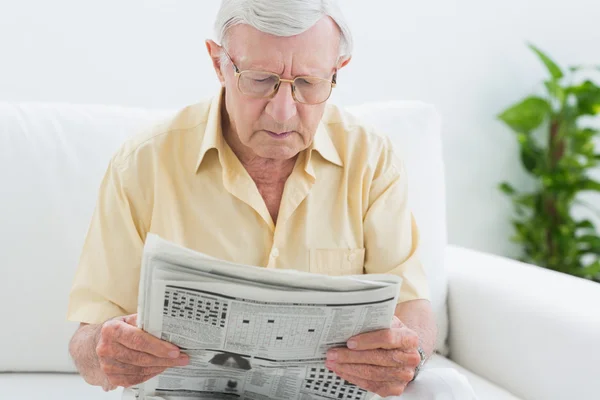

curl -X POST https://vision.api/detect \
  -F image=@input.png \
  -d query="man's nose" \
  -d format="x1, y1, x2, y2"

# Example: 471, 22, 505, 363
265, 81, 297, 123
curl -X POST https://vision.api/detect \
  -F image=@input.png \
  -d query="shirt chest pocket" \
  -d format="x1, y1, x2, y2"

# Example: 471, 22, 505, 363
309, 248, 366, 276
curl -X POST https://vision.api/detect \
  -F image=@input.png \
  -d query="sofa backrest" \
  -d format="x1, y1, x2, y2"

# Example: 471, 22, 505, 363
0, 100, 447, 372
347, 102, 448, 353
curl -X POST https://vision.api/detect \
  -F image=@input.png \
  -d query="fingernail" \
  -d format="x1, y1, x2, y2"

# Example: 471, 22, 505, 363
326, 351, 337, 361
347, 340, 357, 349
325, 361, 336, 370
168, 350, 180, 359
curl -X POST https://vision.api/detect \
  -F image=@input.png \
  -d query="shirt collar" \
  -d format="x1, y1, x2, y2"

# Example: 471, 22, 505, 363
195, 89, 344, 172
310, 121, 344, 168
195, 88, 225, 172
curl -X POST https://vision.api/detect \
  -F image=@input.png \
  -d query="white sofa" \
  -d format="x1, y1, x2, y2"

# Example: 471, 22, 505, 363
1, 100, 599, 400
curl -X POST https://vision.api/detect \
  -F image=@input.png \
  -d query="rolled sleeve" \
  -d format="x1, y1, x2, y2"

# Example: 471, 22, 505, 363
66, 158, 148, 324
363, 138, 430, 303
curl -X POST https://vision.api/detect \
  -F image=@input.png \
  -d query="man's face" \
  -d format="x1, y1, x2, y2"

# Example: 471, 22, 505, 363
208, 17, 346, 161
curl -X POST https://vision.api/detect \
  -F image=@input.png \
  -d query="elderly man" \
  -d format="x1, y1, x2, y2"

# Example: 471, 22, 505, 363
67, 0, 477, 399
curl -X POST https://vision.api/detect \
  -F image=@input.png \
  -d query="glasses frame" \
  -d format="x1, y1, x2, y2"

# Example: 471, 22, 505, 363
221, 47, 337, 105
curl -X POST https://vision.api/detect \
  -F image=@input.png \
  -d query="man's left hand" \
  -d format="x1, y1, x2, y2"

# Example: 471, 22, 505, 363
325, 316, 422, 398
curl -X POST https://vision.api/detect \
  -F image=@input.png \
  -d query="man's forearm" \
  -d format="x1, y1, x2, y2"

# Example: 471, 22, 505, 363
395, 299, 437, 359
69, 323, 105, 386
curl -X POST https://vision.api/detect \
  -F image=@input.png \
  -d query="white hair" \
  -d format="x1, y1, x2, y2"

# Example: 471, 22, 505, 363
214, 0, 353, 60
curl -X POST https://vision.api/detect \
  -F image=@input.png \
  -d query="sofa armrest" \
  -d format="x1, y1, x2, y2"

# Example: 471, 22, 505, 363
445, 245, 600, 400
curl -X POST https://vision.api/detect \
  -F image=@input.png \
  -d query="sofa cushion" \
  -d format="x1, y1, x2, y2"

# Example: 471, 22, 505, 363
426, 355, 522, 400
0, 99, 447, 372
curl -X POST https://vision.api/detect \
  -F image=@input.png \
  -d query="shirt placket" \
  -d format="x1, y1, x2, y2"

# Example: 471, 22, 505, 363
266, 153, 314, 270
266, 246, 279, 269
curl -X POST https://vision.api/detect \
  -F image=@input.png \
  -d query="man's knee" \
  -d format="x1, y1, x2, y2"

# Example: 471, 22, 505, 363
394, 368, 478, 400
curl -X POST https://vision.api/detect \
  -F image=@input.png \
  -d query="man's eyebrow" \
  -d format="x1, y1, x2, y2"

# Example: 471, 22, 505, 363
237, 56, 332, 78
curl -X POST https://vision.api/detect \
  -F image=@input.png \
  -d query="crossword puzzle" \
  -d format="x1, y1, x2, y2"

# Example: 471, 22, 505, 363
303, 367, 367, 400
227, 313, 324, 350
163, 288, 228, 328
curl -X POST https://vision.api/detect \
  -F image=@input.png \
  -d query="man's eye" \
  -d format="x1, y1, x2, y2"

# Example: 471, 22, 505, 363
250, 75, 276, 83
297, 78, 318, 86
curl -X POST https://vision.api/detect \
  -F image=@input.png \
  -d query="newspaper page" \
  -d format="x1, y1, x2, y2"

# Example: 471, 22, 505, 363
132, 234, 402, 400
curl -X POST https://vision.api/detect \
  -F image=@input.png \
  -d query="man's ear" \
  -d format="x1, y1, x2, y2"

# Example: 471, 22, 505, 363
206, 39, 226, 86
337, 55, 352, 70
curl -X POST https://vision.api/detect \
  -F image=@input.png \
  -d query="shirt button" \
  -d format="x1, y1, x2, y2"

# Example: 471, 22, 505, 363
348, 252, 356, 262
270, 248, 279, 258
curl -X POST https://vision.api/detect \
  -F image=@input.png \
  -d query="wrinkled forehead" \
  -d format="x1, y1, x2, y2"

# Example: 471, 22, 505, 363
225, 18, 340, 77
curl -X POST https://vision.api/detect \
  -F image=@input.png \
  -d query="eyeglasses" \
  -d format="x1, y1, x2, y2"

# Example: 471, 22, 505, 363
221, 47, 337, 105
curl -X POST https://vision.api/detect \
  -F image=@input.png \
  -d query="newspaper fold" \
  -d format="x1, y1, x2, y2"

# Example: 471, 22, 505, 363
131, 234, 402, 400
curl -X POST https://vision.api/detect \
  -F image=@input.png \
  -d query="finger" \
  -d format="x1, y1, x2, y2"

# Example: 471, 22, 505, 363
102, 319, 181, 358
333, 370, 407, 398
107, 372, 160, 389
121, 314, 137, 326
101, 381, 118, 392
326, 361, 414, 382
391, 316, 403, 328
347, 327, 419, 351
327, 348, 421, 368
100, 358, 168, 376
100, 341, 190, 368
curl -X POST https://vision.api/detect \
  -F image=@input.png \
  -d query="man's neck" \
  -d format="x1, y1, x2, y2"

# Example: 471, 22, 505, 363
222, 119, 297, 224
222, 122, 296, 185
241, 156, 296, 186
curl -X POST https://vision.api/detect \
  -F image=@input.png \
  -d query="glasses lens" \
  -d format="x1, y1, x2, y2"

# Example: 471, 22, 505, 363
238, 71, 280, 97
293, 77, 333, 104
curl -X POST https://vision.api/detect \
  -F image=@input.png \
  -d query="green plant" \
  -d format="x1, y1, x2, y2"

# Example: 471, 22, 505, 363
498, 43, 600, 281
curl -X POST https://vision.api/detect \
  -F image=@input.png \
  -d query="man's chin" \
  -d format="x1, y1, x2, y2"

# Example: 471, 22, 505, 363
256, 145, 301, 161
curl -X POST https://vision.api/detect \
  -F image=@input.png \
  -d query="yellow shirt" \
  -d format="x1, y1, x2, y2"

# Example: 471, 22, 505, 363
67, 91, 430, 324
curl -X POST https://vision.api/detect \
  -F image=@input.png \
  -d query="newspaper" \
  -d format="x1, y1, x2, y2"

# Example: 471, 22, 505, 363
131, 234, 402, 400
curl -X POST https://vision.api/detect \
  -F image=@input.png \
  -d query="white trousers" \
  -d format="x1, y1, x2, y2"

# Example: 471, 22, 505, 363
122, 368, 478, 400
381, 368, 479, 400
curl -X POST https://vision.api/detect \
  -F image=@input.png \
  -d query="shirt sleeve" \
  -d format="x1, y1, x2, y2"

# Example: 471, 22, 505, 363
66, 157, 149, 324
363, 136, 430, 303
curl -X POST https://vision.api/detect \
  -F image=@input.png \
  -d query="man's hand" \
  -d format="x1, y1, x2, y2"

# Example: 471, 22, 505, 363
94, 314, 190, 390
325, 316, 421, 398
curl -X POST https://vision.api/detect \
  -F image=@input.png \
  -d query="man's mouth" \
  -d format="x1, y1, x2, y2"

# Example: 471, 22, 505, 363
265, 130, 293, 139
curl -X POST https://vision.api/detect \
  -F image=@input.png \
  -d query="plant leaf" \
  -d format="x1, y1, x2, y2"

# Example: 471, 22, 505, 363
516, 135, 545, 174
569, 261, 600, 278
579, 248, 600, 257
576, 219, 596, 230
567, 80, 600, 116
578, 235, 600, 249
515, 193, 536, 207
499, 182, 516, 195
498, 97, 551, 132
572, 128, 598, 151
575, 179, 600, 192
520, 146, 539, 173
569, 65, 600, 72
544, 80, 565, 102
582, 262, 600, 276
528, 43, 564, 80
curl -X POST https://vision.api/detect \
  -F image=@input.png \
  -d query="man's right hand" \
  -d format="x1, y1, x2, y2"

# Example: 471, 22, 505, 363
94, 314, 189, 391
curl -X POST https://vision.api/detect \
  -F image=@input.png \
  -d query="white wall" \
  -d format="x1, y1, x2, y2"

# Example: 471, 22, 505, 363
1, 0, 599, 258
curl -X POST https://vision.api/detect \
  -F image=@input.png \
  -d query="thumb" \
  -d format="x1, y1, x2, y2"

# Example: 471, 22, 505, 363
391, 316, 404, 328
121, 314, 138, 327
